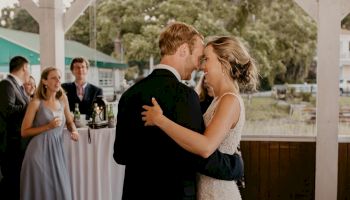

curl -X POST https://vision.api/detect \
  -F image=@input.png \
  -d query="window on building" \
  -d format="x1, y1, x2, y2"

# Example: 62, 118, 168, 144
99, 69, 113, 87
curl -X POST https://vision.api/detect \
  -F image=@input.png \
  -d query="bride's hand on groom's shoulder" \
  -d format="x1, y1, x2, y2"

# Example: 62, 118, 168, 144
141, 98, 163, 126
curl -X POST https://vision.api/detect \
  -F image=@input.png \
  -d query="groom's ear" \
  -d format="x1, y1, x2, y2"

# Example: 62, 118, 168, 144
178, 43, 189, 57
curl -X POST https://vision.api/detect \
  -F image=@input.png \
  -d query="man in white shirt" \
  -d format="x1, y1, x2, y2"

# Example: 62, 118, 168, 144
62, 57, 103, 119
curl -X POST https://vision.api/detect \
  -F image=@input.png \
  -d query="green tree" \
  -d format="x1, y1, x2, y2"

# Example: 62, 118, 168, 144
0, 8, 14, 28
0, 7, 39, 33
342, 14, 350, 30
2, 0, 318, 88
11, 9, 39, 33
242, 0, 316, 87
65, 9, 90, 46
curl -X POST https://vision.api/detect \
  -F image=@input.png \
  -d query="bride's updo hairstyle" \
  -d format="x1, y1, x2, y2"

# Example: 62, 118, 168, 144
206, 36, 258, 92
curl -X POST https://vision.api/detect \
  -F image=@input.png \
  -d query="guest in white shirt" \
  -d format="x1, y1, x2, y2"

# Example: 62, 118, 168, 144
62, 57, 103, 120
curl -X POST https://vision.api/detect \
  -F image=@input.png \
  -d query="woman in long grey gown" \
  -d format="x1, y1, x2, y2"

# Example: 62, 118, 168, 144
20, 67, 79, 200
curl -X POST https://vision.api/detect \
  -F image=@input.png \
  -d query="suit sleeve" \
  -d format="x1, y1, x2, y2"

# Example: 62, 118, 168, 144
97, 87, 103, 96
113, 94, 130, 165
0, 81, 26, 117
178, 89, 244, 181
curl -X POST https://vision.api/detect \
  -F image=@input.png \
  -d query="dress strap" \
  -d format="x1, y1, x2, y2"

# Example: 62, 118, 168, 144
58, 99, 64, 110
217, 92, 240, 101
215, 92, 243, 111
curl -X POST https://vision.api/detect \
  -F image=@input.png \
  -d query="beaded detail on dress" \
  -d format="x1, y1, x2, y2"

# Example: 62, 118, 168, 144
197, 92, 245, 200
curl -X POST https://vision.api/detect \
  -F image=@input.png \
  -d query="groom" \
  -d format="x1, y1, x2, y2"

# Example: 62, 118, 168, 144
114, 22, 243, 200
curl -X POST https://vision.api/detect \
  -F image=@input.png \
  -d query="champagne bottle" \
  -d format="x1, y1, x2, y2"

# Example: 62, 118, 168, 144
92, 103, 99, 123
74, 103, 80, 122
107, 104, 115, 128
73, 103, 81, 127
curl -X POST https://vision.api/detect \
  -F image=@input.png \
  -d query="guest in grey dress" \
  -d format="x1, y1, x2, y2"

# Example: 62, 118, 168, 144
20, 67, 79, 200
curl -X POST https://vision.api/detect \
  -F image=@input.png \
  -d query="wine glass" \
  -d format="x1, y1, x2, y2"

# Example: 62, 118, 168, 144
52, 109, 63, 127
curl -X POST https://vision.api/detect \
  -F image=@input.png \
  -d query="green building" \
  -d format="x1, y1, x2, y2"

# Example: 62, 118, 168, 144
0, 27, 128, 95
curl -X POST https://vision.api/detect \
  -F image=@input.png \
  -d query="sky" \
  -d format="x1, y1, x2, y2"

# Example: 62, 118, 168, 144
0, 0, 18, 11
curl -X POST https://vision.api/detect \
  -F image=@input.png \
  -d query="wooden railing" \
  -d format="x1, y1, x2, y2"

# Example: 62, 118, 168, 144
338, 141, 350, 200
301, 107, 350, 123
239, 135, 350, 200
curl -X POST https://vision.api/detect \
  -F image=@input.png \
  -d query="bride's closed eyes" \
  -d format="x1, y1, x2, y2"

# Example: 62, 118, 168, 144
200, 56, 208, 68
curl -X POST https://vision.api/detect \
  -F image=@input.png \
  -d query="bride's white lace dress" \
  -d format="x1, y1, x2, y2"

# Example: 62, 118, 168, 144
197, 92, 244, 200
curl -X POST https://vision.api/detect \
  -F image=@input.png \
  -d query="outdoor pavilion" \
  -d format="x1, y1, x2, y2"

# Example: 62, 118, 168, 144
16, 0, 350, 199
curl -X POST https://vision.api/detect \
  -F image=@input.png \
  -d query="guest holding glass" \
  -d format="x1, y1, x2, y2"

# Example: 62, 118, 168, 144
20, 67, 79, 200
62, 57, 103, 120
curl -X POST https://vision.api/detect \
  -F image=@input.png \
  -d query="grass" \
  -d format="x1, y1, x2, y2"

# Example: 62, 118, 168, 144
339, 96, 350, 107
241, 95, 350, 136
244, 97, 290, 121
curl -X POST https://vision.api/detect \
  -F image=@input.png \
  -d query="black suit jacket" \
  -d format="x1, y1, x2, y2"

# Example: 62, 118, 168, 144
114, 69, 243, 200
0, 75, 29, 157
61, 82, 103, 119
0, 75, 30, 200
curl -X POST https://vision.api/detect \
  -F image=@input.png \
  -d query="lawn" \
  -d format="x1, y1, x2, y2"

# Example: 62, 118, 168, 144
242, 95, 350, 136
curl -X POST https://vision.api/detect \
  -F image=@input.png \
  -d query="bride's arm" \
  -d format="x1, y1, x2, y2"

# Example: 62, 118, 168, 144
142, 96, 240, 158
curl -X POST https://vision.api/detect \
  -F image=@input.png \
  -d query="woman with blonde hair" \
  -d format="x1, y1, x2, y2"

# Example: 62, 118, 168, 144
24, 75, 36, 99
142, 36, 258, 199
20, 67, 79, 200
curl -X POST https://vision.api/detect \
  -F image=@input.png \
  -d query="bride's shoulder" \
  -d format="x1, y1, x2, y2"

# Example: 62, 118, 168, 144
219, 93, 241, 105
215, 94, 241, 116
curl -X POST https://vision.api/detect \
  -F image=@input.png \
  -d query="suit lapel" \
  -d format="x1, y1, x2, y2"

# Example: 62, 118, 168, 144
83, 83, 91, 101
7, 75, 28, 104
70, 82, 80, 101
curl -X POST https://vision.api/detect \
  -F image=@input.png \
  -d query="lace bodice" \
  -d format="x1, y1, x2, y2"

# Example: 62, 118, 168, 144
203, 92, 245, 154
197, 92, 244, 200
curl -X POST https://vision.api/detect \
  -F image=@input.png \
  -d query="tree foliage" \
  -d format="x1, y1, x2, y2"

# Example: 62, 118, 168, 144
1, 0, 319, 89
342, 13, 350, 30
0, 8, 38, 33
244, 0, 317, 85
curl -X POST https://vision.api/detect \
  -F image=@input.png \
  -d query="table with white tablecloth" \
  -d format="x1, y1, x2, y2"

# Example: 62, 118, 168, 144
63, 127, 125, 200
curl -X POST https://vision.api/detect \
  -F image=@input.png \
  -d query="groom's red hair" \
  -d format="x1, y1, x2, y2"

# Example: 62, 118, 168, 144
159, 22, 203, 57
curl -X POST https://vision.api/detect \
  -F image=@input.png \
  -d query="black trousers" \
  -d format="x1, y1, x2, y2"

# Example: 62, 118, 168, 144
0, 143, 25, 200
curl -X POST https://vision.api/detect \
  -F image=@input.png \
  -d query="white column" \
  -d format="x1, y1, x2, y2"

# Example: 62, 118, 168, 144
64, 0, 94, 32
18, 0, 41, 22
341, 0, 350, 19
114, 69, 121, 91
294, 0, 318, 21
295, 0, 344, 199
315, 1, 340, 199
39, 0, 65, 78
19, 0, 93, 82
